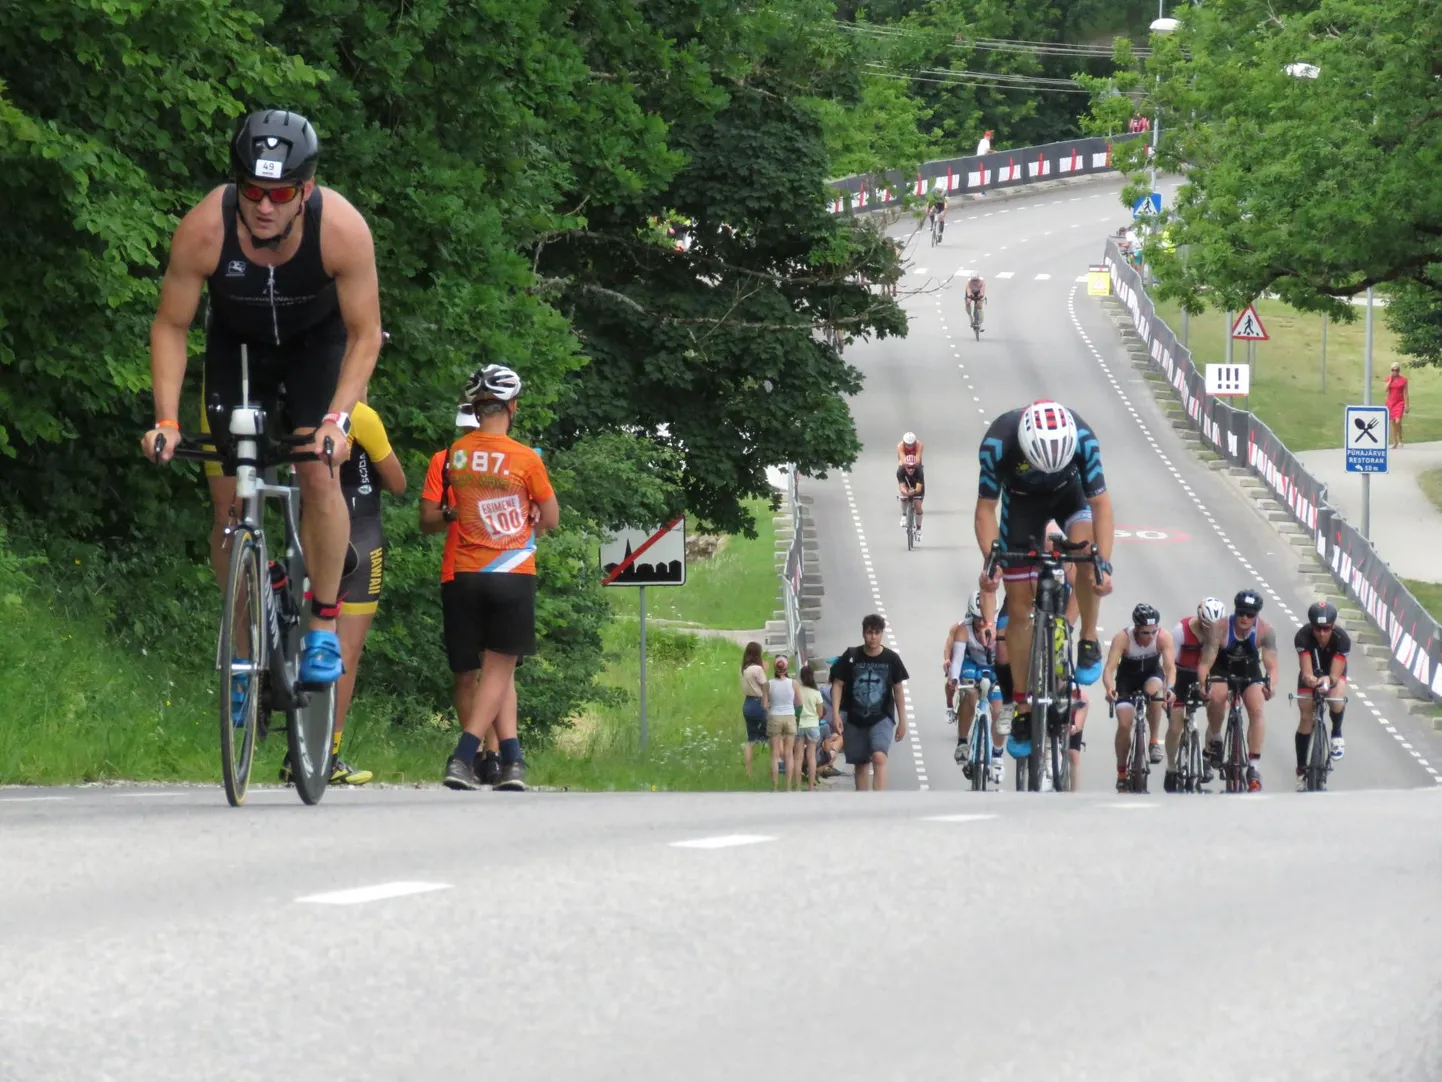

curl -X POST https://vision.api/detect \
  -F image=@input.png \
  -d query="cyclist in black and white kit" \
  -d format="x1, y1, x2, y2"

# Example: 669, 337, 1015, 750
142, 110, 384, 687
974, 401, 1115, 755
897, 454, 925, 545
1195, 589, 1279, 792
1102, 602, 1176, 792
1294, 600, 1350, 788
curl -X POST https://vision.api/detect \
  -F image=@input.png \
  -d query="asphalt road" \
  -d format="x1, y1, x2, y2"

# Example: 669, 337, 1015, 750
6, 177, 1442, 1080
2, 784, 1440, 1080
808, 177, 1442, 794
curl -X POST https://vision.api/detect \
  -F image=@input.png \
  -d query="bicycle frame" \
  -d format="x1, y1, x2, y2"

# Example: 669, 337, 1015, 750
985, 534, 1102, 793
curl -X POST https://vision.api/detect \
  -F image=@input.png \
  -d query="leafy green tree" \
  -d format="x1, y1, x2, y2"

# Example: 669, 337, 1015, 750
1082, 0, 1442, 324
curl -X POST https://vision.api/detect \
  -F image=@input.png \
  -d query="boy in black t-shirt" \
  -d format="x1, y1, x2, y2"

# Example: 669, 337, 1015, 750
829, 613, 911, 791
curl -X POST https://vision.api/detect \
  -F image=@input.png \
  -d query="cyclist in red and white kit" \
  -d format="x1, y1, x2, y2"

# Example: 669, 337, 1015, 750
1164, 597, 1225, 792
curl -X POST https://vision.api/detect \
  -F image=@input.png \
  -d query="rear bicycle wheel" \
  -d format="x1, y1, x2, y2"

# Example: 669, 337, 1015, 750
218, 530, 264, 807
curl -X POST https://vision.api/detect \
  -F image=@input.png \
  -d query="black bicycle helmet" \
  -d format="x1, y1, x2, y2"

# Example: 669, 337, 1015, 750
1131, 602, 1160, 627
1308, 600, 1338, 628
1234, 589, 1263, 617
231, 110, 320, 184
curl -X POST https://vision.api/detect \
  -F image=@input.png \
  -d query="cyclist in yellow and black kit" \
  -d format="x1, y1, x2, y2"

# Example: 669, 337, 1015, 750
329, 398, 406, 784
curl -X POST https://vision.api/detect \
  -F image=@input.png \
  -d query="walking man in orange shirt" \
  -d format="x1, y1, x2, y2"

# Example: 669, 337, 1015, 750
419, 362, 560, 791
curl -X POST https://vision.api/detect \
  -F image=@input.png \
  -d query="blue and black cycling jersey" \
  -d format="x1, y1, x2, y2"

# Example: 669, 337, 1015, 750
977, 407, 1106, 501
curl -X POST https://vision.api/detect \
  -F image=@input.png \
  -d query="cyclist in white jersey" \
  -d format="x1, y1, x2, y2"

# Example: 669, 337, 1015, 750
1102, 602, 1176, 792
947, 591, 1004, 782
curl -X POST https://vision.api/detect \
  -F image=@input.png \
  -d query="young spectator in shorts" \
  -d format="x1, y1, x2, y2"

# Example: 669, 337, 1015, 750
740, 641, 769, 777
419, 361, 558, 792
764, 656, 800, 790
793, 664, 825, 790
829, 614, 910, 791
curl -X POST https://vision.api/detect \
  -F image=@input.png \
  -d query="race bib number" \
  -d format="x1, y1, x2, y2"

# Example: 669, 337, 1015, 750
477, 494, 527, 539
253, 158, 284, 179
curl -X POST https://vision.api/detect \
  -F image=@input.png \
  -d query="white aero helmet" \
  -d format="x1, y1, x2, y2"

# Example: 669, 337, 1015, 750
1018, 401, 1078, 473
1198, 596, 1225, 626
966, 589, 983, 620
465, 363, 522, 403
902, 431, 917, 446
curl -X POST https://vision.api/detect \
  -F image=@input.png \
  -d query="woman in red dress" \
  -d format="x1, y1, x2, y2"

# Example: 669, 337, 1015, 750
1386, 362, 1410, 448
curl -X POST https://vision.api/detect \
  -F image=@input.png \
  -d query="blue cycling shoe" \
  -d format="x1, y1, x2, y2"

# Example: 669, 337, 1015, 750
1006, 709, 1032, 759
299, 630, 344, 685
1075, 639, 1104, 686
231, 664, 251, 728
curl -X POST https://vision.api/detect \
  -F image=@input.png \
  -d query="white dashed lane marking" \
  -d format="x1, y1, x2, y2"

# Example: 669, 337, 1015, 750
296, 882, 452, 906
1071, 286, 1441, 785
670, 835, 777, 850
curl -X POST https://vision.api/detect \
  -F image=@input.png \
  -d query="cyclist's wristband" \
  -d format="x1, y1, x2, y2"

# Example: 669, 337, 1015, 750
154, 420, 180, 430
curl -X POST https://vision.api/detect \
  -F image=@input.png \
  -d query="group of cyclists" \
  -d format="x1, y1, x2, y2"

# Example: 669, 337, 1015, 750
919, 400, 1352, 793
920, 192, 987, 331
140, 109, 556, 792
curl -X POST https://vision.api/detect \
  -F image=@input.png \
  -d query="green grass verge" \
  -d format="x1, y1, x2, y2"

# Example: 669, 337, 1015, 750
527, 619, 772, 791
1418, 468, 1442, 518
1154, 298, 1442, 451
615, 496, 778, 631
1400, 579, 1442, 625
0, 529, 782, 791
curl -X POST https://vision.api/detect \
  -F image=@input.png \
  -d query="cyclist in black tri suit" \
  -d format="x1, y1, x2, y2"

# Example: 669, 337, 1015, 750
897, 455, 925, 545
1195, 589, 1279, 792
1293, 600, 1350, 788
142, 110, 384, 688
974, 401, 1115, 756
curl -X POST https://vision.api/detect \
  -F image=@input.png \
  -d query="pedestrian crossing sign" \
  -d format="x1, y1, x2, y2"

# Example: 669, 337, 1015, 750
1230, 304, 1269, 341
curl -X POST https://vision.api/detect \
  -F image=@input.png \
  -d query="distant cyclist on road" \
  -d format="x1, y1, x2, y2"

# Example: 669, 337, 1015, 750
1102, 602, 1176, 792
1195, 589, 1278, 792
897, 455, 925, 545
897, 431, 924, 468
141, 109, 384, 689
965, 275, 986, 331
974, 401, 1115, 755
946, 590, 1004, 783
926, 191, 948, 242
1293, 600, 1350, 789
1165, 596, 1225, 791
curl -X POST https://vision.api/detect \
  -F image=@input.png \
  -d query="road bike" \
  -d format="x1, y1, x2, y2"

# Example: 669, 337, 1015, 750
1209, 672, 1268, 793
956, 652, 1006, 791
1109, 689, 1168, 794
968, 298, 985, 341
984, 534, 1103, 792
929, 214, 941, 246
1288, 688, 1347, 792
900, 492, 921, 550
1171, 687, 1209, 793
154, 347, 341, 807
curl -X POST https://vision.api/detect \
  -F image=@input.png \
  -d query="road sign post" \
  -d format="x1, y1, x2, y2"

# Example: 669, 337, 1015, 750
601, 518, 687, 752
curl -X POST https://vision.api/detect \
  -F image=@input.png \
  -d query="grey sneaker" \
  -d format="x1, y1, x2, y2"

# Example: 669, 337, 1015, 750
495, 760, 528, 791
443, 756, 479, 791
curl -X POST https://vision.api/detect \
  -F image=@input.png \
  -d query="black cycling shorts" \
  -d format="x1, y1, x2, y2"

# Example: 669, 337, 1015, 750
998, 477, 1092, 571
200, 319, 345, 476
1173, 667, 1200, 704
441, 572, 538, 671
1209, 657, 1265, 691
340, 516, 385, 615
1115, 662, 1164, 703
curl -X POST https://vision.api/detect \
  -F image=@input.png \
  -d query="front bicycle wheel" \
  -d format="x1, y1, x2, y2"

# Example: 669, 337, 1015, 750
1224, 707, 1248, 793
219, 529, 264, 807
906, 501, 915, 551
973, 312, 982, 342
1307, 719, 1330, 792
1026, 617, 1052, 792
1129, 705, 1149, 793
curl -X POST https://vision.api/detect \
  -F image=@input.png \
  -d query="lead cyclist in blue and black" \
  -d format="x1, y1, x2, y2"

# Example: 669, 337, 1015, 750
141, 109, 385, 688
973, 401, 1115, 753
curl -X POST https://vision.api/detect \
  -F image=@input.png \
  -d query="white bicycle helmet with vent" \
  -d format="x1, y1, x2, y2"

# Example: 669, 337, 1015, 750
902, 431, 917, 446
1017, 401, 1078, 473
966, 589, 983, 620
1198, 597, 1225, 626
465, 364, 522, 403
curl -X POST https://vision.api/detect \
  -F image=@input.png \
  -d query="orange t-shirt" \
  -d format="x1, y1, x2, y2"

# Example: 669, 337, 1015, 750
432, 433, 553, 575
421, 451, 462, 583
